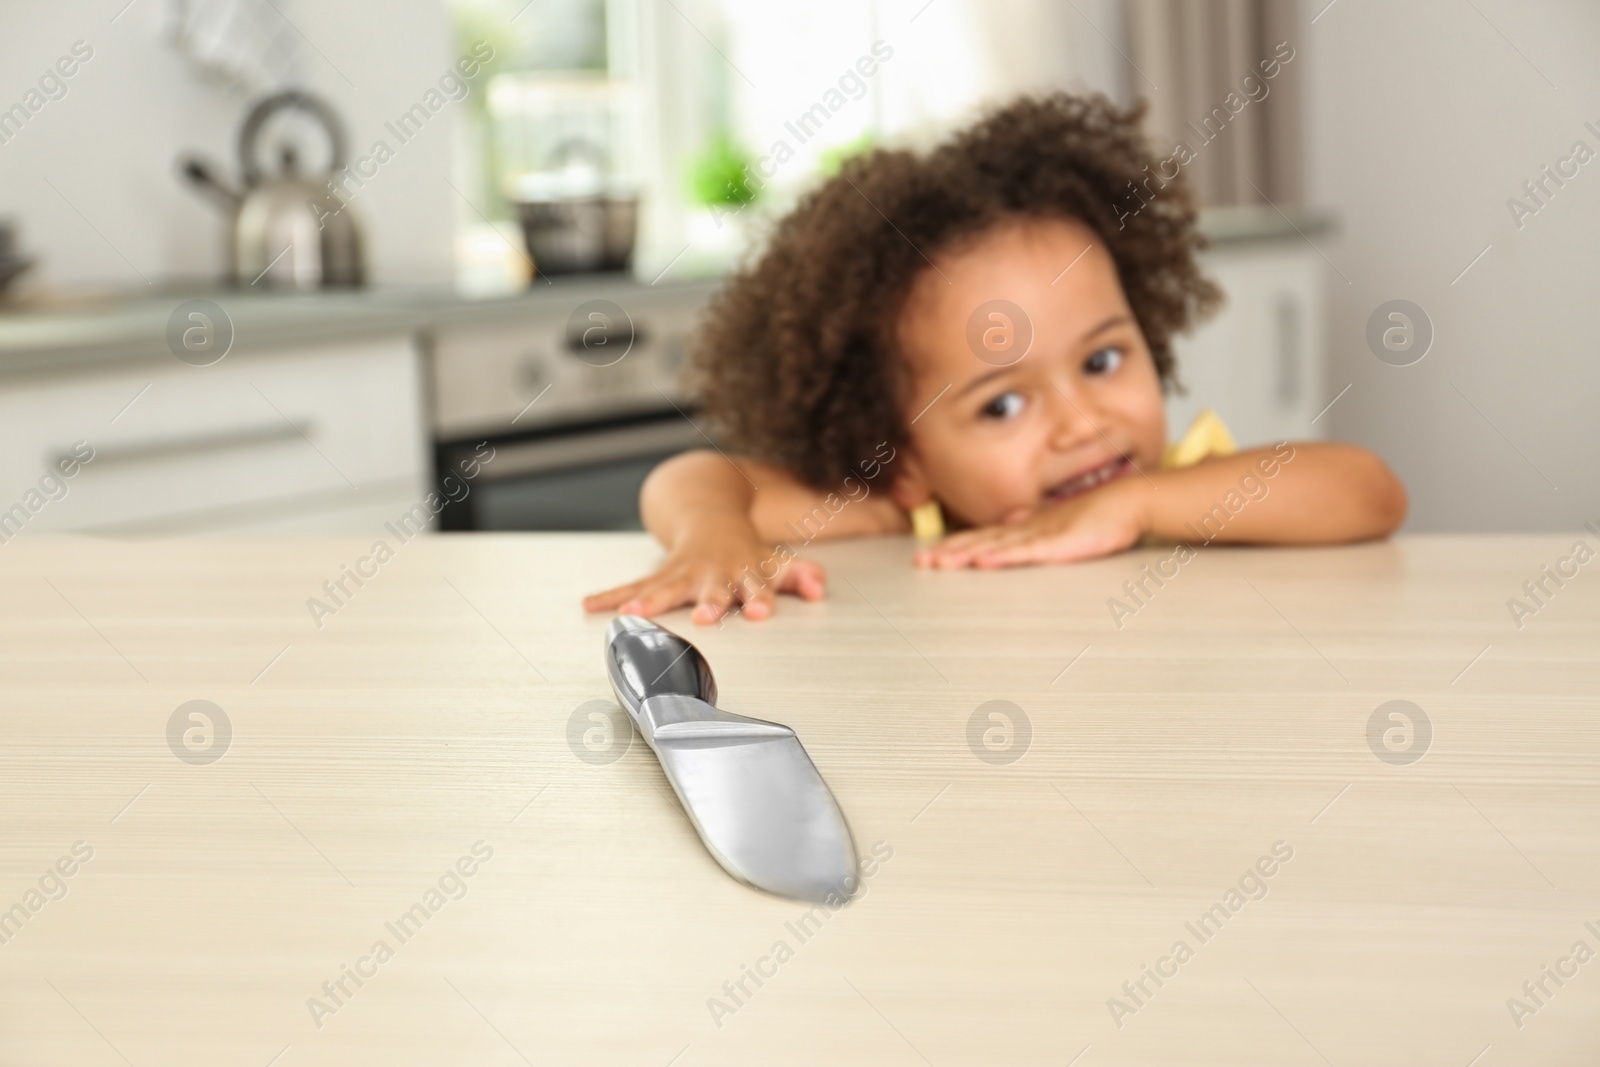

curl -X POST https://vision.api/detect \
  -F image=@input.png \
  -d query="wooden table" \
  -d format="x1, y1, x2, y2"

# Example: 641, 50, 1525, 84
2, 533, 1596, 1065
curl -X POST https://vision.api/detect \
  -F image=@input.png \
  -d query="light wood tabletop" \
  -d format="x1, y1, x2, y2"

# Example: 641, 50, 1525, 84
1, 533, 1597, 1065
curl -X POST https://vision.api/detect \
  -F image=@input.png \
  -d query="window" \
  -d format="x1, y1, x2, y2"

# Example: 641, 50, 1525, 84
449, 0, 1127, 289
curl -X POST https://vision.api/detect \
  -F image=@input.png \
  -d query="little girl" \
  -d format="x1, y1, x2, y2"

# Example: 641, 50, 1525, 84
584, 93, 1406, 624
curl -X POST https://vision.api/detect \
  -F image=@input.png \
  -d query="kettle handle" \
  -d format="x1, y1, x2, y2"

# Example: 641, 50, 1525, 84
237, 90, 349, 185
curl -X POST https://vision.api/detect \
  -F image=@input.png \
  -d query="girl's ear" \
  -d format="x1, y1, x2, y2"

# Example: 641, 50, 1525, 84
888, 451, 935, 511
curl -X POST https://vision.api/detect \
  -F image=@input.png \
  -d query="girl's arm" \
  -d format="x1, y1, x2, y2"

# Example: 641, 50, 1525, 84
916, 442, 1407, 568
1142, 442, 1407, 545
583, 450, 907, 622
639, 449, 908, 548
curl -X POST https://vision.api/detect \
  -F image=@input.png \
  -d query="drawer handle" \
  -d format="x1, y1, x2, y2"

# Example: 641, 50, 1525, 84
62, 421, 312, 470
1273, 292, 1302, 406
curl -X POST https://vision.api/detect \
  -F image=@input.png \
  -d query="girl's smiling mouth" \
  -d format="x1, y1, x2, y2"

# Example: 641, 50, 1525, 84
1043, 455, 1133, 504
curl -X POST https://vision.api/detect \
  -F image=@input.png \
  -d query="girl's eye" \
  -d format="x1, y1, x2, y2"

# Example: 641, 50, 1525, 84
980, 391, 1025, 420
1084, 346, 1125, 375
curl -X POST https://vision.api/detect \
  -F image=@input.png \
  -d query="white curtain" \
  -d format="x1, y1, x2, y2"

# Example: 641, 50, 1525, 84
1124, 0, 1304, 206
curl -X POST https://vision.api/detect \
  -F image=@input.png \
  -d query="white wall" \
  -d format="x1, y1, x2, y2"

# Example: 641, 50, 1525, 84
0, 0, 459, 289
1302, 0, 1600, 531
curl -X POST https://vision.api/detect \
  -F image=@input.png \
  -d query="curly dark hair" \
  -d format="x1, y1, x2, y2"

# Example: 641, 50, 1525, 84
687, 91, 1224, 490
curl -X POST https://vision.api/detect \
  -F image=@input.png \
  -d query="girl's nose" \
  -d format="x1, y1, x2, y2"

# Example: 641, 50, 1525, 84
1045, 381, 1100, 450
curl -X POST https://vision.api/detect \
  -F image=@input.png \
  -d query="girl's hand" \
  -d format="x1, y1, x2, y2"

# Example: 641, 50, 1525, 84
582, 526, 826, 624
913, 478, 1151, 569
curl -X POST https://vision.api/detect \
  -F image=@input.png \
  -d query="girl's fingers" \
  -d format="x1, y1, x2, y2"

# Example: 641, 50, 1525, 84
917, 526, 1021, 566
592, 556, 831, 623
916, 542, 966, 566
618, 578, 693, 617
926, 539, 1002, 567
690, 577, 738, 625
972, 542, 1043, 567
583, 579, 648, 611
950, 537, 1035, 568
723, 557, 825, 623
974, 531, 1101, 567
779, 558, 828, 601
933, 531, 985, 552
923, 519, 1052, 566
740, 583, 778, 621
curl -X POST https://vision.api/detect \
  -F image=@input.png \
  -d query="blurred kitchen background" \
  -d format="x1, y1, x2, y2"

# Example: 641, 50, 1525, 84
0, 0, 1594, 536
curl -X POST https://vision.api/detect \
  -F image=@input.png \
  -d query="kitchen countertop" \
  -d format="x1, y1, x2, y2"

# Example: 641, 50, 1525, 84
0, 274, 721, 375
0, 204, 1329, 377
3, 532, 1594, 1064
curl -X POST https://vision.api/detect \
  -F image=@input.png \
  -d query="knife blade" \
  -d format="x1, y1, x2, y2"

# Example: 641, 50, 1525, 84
604, 615, 858, 903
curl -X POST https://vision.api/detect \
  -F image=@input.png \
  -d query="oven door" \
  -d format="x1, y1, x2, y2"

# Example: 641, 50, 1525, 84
435, 410, 707, 531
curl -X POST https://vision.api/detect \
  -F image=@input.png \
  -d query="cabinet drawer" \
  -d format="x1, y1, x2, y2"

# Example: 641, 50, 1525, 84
0, 336, 426, 534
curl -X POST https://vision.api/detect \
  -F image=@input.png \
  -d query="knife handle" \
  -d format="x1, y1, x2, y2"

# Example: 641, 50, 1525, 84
605, 615, 718, 714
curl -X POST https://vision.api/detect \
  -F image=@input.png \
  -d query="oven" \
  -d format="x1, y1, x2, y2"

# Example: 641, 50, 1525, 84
427, 278, 721, 531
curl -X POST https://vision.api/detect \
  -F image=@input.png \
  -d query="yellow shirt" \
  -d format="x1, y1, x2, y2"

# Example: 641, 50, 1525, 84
908, 409, 1237, 541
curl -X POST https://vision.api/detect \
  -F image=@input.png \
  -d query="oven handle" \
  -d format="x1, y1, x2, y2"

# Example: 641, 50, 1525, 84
447, 418, 709, 482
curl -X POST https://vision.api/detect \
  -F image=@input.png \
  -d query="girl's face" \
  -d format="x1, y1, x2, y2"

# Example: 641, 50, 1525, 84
891, 216, 1168, 529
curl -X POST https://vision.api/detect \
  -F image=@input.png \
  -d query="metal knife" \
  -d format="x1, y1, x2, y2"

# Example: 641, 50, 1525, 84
604, 615, 858, 903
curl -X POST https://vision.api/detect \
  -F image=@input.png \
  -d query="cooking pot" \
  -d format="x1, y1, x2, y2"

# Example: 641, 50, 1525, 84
510, 138, 636, 276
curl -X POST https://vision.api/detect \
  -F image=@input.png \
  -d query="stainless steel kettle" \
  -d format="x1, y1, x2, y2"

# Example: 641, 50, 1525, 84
181, 90, 364, 290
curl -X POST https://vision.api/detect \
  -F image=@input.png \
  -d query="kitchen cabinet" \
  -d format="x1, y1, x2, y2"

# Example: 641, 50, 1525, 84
0, 279, 719, 538
0, 335, 427, 537
1165, 210, 1333, 447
